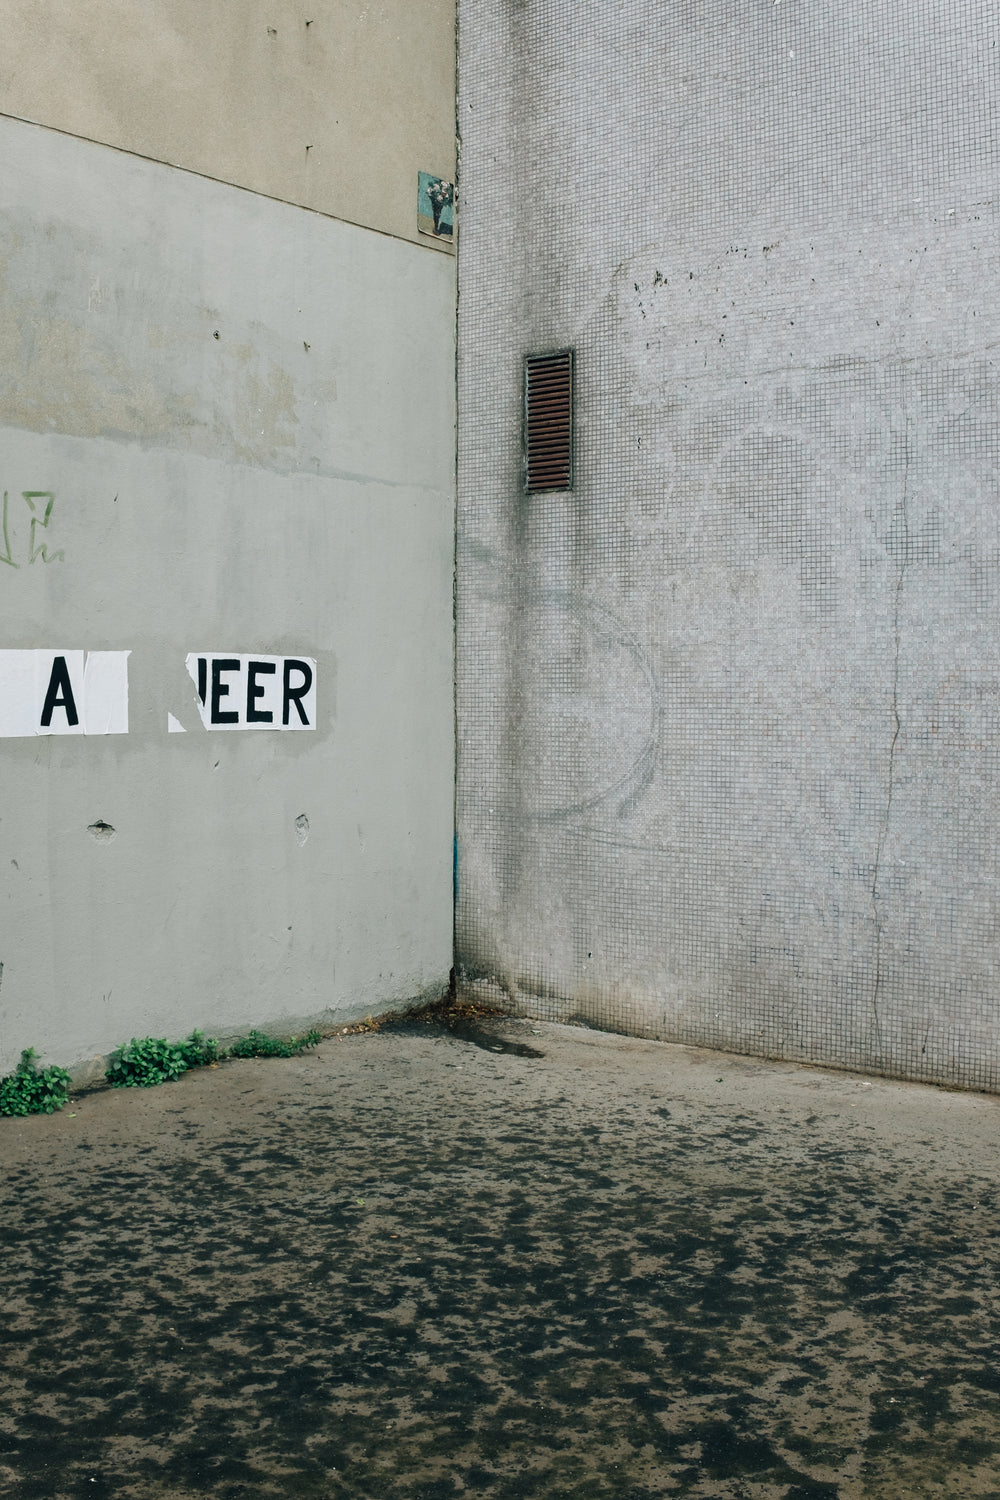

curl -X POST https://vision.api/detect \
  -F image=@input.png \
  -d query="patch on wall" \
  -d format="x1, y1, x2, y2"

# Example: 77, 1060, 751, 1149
0, 650, 129, 736
186, 654, 317, 731
417, 172, 454, 248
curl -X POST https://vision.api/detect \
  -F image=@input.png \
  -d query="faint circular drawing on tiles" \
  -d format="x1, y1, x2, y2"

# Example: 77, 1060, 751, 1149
506, 591, 658, 819
709, 427, 835, 607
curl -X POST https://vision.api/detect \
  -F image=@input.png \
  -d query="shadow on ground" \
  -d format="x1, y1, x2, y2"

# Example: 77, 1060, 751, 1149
2, 1014, 1000, 1499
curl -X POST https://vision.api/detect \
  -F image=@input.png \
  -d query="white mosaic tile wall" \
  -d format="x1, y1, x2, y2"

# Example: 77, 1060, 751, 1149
456, 0, 1000, 1089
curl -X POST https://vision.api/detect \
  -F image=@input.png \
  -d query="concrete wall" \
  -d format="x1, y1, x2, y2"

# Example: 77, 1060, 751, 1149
0, 0, 456, 245
456, 1, 1000, 1091
0, 6, 456, 1076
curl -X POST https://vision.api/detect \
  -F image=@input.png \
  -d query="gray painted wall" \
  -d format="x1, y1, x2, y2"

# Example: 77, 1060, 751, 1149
456, 1, 1000, 1090
0, 116, 455, 1075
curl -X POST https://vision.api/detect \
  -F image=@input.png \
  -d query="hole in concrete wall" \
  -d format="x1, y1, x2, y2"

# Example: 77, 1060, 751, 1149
295, 813, 310, 846
87, 820, 116, 843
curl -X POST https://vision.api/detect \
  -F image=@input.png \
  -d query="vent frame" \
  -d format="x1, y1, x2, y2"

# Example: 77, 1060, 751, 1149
523, 349, 575, 493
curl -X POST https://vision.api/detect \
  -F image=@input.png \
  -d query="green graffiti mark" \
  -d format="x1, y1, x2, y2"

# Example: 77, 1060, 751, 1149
23, 492, 64, 564
0, 490, 65, 568
0, 493, 17, 569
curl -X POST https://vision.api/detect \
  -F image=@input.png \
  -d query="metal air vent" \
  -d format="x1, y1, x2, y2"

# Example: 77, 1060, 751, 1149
524, 350, 574, 492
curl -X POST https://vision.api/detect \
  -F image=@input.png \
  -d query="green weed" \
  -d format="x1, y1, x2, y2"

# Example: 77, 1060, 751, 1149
176, 1030, 220, 1068
107, 1029, 219, 1089
228, 1029, 322, 1059
107, 1036, 190, 1088
105, 1026, 319, 1087
1, 1022, 323, 1114
0, 1048, 72, 1116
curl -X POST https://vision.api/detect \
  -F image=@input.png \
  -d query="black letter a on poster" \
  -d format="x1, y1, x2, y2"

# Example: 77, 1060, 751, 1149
40, 655, 79, 727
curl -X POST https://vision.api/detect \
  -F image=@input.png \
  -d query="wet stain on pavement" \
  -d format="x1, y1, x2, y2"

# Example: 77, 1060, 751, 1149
387, 1004, 546, 1059
1, 1024, 999, 1498
434, 1018, 545, 1059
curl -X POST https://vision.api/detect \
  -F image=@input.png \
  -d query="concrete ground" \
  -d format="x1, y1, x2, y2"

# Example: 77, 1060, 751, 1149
2, 1011, 1000, 1500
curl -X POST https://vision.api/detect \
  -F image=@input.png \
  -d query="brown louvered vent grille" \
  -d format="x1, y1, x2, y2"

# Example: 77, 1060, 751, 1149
524, 350, 574, 492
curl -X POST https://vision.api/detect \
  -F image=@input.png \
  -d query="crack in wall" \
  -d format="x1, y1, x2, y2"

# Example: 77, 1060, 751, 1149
870, 420, 911, 1059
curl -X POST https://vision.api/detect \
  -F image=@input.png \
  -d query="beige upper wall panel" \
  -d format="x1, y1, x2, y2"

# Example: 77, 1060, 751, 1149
0, 0, 456, 244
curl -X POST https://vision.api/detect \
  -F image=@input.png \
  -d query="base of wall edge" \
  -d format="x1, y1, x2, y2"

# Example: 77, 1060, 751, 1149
62, 980, 450, 1092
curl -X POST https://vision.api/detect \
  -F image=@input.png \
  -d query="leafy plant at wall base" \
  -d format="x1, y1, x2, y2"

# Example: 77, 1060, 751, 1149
107, 1036, 187, 1088
228, 1029, 322, 1059
106, 1030, 220, 1088
177, 1030, 219, 1068
106, 1027, 317, 1087
0, 1049, 72, 1116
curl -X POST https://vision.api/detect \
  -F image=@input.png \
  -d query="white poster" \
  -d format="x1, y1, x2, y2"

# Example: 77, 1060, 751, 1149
185, 654, 317, 731
0, 650, 130, 737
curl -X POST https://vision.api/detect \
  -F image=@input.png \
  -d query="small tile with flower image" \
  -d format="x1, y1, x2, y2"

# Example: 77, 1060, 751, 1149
418, 171, 454, 247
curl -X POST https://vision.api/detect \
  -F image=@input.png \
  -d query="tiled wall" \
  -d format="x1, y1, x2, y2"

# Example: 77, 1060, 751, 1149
456, 0, 1000, 1089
